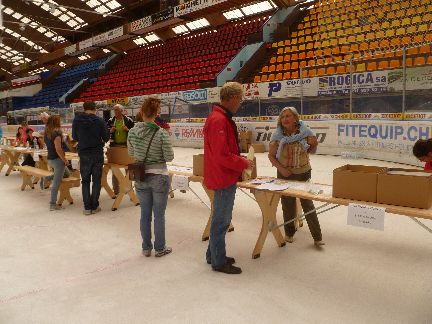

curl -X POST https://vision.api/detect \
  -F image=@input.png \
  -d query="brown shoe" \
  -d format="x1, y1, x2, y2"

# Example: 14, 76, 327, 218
213, 263, 242, 274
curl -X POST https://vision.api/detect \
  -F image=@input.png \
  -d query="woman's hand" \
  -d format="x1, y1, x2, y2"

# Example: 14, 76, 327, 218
278, 166, 292, 177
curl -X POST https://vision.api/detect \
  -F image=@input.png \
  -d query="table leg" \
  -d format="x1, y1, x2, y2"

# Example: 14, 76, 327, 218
201, 184, 234, 241
102, 164, 115, 199
5, 152, 20, 176
110, 167, 139, 211
252, 190, 285, 259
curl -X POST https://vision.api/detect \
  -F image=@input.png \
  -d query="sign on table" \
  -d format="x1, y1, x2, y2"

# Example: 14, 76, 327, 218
347, 203, 385, 231
171, 175, 189, 191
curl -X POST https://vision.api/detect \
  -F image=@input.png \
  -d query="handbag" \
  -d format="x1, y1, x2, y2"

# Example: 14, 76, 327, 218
128, 129, 158, 182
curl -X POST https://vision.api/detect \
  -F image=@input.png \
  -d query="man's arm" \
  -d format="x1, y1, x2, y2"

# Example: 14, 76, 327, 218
72, 120, 78, 142
101, 119, 110, 142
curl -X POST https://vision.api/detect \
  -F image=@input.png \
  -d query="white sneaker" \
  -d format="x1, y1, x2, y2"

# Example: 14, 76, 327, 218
91, 206, 102, 214
83, 209, 92, 216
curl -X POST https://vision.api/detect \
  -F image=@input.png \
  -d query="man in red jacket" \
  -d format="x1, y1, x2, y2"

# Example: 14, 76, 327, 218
204, 82, 253, 274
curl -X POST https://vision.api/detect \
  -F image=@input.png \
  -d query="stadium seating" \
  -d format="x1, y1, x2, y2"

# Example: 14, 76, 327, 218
13, 59, 105, 110
254, 0, 432, 82
76, 14, 270, 102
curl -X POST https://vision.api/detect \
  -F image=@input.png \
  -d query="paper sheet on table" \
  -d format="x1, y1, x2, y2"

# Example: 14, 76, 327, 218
168, 165, 193, 174
256, 182, 291, 191
249, 178, 273, 185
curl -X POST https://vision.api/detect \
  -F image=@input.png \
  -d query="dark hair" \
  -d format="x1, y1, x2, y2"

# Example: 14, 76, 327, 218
46, 115, 62, 140
26, 128, 33, 134
83, 101, 96, 111
413, 139, 432, 158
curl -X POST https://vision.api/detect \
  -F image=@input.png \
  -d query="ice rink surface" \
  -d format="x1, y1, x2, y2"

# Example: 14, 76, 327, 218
1, 147, 431, 323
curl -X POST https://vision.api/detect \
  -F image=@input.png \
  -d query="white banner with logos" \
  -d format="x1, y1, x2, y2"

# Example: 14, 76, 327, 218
64, 44, 76, 56
107, 26, 123, 41
93, 32, 108, 45
130, 16, 152, 32
183, 89, 208, 103
12, 75, 41, 87
169, 120, 427, 166
79, 38, 93, 50
388, 67, 432, 91
258, 78, 319, 98
174, 0, 227, 17
318, 71, 388, 95
243, 83, 260, 100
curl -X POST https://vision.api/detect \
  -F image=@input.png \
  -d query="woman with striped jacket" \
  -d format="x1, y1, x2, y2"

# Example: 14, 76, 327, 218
127, 97, 174, 258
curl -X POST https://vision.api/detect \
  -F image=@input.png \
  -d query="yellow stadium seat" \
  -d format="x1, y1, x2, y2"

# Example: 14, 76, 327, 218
275, 73, 283, 81
326, 66, 336, 74
406, 26, 417, 34
261, 65, 269, 73
367, 61, 377, 71
277, 41, 284, 47
254, 75, 261, 83
284, 40, 291, 46
277, 56, 284, 63
291, 53, 299, 61
418, 24, 427, 33
396, 27, 406, 36
390, 59, 400, 69
381, 21, 390, 29
317, 67, 326, 76
268, 74, 275, 81
269, 65, 276, 73
385, 29, 395, 38
271, 42, 278, 48
419, 45, 431, 55
270, 57, 277, 64
427, 56, 432, 65
299, 60, 307, 68
401, 18, 411, 26
378, 60, 389, 70
308, 69, 317, 77
283, 72, 290, 79
284, 54, 291, 62
336, 65, 347, 74
291, 62, 299, 70
426, 34, 432, 43
375, 30, 385, 39
356, 34, 365, 42
412, 15, 422, 24
405, 58, 413, 67
276, 64, 283, 72
277, 47, 284, 55
283, 63, 290, 71
261, 74, 268, 82
359, 42, 369, 51
356, 63, 366, 72
291, 71, 299, 79
301, 69, 308, 78
407, 47, 419, 56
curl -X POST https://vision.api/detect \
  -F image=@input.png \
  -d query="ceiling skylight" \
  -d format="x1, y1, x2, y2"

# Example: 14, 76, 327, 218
33, 0, 87, 30
133, 36, 147, 46
223, 1, 276, 20
78, 54, 91, 61
0, 27, 47, 53
172, 18, 210, 35
81, 0, 122, 16
144, 33, 160, 43
2, 5, 67, 43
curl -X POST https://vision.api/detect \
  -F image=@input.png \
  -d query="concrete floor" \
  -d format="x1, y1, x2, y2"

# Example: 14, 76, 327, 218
1, 148, 432, 323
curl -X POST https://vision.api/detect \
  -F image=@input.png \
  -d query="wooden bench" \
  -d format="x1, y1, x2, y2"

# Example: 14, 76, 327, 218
16, 166, 81, 205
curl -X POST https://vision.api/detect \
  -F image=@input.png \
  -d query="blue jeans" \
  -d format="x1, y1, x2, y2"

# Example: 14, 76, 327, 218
206, 184, 237, 269
135, 175, 170, 252
79, 153, 104, 211
47, 158, 69, 205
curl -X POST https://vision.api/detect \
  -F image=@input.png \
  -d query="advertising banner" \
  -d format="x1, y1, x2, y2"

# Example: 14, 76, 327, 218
174, 0, 227, 17
388, 66, 432, 91
107, 26, 123, 40
318, 71, 388, 95
152, 7, 174, 24
79, 38, 93, 50
258, 78, 319, 98
207, 87, 220, 103
183, 89, 208, 103
11, 75, 41, 87
93, 32, 108, 45
130, 16, 152, 32
243, 83, 260, 100
64, 44, 76, 56
107, 97, 129, 105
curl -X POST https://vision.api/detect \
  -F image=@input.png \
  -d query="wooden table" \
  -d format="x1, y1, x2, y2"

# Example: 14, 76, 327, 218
102, 163, 140, 211
0, 145, 34, 176
238, 178, 432, 259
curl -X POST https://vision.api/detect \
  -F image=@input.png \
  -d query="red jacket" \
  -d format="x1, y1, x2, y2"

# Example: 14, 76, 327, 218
204, 105, 248, 190
425, 161, 431, 171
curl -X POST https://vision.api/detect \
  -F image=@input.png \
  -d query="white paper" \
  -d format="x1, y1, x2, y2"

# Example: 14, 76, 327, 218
347, 203, 385, 231
171, 175, 189, 191
71, 159, 80, 170
168, 165, 193, 174
257, 181, 291, 191
249, 178, 273, 185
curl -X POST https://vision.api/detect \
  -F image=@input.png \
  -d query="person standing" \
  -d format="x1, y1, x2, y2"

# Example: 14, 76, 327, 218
107, 104, 134, 195
127, 97, 174, 258
204, 82, 253, 274
268, 107, 324, 246
43, 115, 70, 211
72, 101, 109, 215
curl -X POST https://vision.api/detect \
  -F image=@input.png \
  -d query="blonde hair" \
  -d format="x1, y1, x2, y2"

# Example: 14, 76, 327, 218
141, 97, 160, 119
220, 82, 244, 102
277, 107, 300, 129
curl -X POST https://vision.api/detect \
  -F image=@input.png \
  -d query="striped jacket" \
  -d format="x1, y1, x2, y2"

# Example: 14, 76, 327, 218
127, 121, 174, 167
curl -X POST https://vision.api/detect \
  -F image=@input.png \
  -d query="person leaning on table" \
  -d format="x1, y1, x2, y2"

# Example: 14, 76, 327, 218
127, 97, 174, 258
413, 139, 432, 171
268, 106, 324, 247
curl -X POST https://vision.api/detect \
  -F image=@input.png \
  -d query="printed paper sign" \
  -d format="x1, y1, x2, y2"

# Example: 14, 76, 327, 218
171, 175, 189, 191
347, 203, 385, 231
71, 159, 80, 170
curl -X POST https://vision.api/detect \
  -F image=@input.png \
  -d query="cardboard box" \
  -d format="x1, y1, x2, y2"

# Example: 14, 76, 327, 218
239, 131, 252, 142
333, 165, 386, 202
249, 143, 266, 153
377, 168, 432, 209
193, 154, 204, 176
193, 154, 257, 179
106, 146, 135, 165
